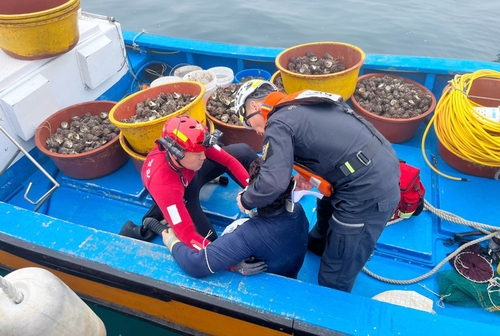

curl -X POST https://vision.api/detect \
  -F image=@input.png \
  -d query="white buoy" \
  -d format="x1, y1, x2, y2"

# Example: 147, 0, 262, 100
0, 267, 106, 336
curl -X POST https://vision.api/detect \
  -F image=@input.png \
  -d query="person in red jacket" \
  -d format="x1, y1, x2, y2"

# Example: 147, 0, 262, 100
120, 116, 258, 251
145, 157, 309, 278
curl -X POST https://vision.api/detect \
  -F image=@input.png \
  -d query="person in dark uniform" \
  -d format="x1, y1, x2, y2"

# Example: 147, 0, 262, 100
146, 157, 309, 278
233, 80, 401, 293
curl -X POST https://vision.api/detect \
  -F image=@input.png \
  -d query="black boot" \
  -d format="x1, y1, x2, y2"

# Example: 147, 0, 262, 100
119, 220, 157, 241
307, 198, 333, 256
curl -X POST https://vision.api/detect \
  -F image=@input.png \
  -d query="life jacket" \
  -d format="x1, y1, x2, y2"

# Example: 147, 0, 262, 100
260, 90, 343, 123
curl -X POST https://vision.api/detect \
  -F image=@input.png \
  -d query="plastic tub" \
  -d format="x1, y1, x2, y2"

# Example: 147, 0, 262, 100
119, 132, 146, 173
183, 70, 217, 100
205, 112, 264, 152
438, 142, 500, 179
234, 69, 271, 83
271, 71, 280, 84
208, 67, 234, 87
205, 87, 264, 152
0, 0, 80, 60
271, 70, 285, 92
275, 42, 365, 100
172, 65, 202, 78
109, 81, 206, 155
351, 73, 436, 143
437, 76, 500, 179
34, 101, 128, 179
150, 76, 182, 87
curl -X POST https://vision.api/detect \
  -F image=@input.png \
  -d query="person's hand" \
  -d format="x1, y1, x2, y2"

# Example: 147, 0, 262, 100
229, 258, 268, 275
293, 174, 314, 191
161, 228, 180, 252
236, 192, 247, 214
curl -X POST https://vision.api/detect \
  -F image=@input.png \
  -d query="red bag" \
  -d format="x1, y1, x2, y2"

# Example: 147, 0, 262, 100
392, 161, 425, 220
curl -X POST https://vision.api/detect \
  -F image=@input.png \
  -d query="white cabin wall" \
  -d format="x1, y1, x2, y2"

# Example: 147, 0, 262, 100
0, 12, 128, 171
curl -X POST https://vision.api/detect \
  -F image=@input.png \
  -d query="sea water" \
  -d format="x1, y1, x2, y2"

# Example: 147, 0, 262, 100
80, 0, 500, 62
89, 303, 180, 336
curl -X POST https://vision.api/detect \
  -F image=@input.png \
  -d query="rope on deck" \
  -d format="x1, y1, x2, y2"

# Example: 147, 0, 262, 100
363, 199, 500, 285
0, 275, 24, 304
423, 199, 500, 232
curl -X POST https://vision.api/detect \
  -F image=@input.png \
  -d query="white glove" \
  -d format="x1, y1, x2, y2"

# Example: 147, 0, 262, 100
292, 189, 323, 202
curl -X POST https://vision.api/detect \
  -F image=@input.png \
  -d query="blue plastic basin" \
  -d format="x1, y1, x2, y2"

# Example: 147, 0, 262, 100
234, 69, 271, 83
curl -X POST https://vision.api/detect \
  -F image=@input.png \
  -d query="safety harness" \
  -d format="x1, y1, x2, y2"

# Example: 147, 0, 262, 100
261, 90, 383, 197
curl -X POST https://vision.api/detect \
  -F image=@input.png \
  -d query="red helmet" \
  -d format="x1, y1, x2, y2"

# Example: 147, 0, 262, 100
162, 116, 208, 153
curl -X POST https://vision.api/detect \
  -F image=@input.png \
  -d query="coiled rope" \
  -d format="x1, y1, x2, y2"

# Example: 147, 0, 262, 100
421, 69, 500, 181
363, 199, 500, 285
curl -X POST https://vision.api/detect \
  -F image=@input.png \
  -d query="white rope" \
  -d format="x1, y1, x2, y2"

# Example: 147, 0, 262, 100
486, 278, 500, 311
363, 232, 497, 285
418, 283, 450, 308
131, 29, 147, 51
422, 199, 500, 232
363, 199, 500, 284
0, 275, 24, 304
203, 230, 215, 274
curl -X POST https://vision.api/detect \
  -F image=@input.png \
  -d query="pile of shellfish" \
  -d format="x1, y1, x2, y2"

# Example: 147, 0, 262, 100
287, 52, 346, 75
206, 84, 242, 125
122, 92, 196, 123
45, 112, 119, 154
272, 73, 285, 92
353, 75, 433, 119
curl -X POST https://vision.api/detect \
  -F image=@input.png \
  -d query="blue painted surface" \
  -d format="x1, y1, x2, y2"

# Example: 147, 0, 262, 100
2, 31, 500, 335
1, 201, 498, 335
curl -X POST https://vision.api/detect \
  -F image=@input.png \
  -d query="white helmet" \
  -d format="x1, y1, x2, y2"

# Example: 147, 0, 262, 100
234, 79, 278, 129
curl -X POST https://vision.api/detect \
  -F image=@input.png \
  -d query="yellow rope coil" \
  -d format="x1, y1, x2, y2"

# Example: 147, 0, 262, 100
422, 69, 500, 180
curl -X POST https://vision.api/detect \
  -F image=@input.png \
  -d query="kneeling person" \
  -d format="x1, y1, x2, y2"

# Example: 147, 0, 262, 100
148, 158, 309, 278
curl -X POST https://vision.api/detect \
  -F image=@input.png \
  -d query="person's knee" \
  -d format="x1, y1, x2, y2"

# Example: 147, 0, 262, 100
224, 143, 258, 168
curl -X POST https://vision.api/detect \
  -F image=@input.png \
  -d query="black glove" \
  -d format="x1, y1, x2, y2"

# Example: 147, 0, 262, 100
229, 258, 267, 276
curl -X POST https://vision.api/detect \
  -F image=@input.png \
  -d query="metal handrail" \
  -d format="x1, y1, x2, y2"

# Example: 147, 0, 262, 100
0, 124, 59, 212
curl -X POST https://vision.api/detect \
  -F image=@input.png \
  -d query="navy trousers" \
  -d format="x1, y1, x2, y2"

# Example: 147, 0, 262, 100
317, 186, 400, 293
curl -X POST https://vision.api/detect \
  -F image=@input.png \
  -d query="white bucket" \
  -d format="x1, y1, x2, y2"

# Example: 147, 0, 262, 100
172, 65, 202, 78
183, 70, 217, 100
208, 67, 234, 87
150, 76, 182, 87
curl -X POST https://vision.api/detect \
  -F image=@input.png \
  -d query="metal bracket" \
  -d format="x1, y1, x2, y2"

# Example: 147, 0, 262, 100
0, 124, 59, 212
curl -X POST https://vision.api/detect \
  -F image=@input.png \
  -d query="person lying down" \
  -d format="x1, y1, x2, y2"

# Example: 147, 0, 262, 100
146, 157, 309, 278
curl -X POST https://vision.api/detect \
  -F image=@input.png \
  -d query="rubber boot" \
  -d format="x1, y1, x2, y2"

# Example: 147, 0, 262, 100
119, 220, 157, 241
307, 197, 334, 256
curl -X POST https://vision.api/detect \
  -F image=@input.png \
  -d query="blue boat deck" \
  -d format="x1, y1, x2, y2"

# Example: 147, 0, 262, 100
2, 119, 499, 331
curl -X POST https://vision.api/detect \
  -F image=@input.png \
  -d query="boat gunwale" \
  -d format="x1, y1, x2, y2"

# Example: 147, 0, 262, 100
1, 201, 499, 335
121, 30, 500, 76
